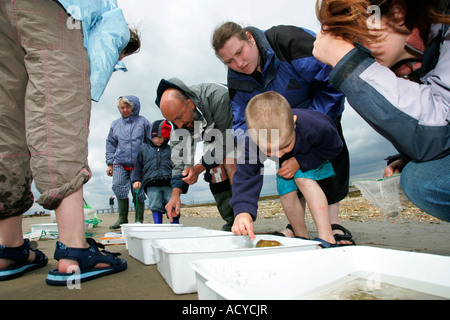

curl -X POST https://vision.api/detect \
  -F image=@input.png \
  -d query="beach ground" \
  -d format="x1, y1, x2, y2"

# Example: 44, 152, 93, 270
0, 195, 449, 300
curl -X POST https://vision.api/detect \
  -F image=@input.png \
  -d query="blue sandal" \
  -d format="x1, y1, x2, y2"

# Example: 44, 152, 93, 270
313, 237, 339, 249
46, 238, 127, 286
0, 239, 48, 281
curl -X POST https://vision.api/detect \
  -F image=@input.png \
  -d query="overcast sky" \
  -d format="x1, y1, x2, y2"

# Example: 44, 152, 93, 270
28, 0, 397, 213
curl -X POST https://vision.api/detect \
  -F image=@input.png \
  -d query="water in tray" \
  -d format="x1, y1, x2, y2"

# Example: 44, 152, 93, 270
305, 278, 447, 300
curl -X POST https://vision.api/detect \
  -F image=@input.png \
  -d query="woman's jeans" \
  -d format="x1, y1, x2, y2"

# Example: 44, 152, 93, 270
401, 154, 450, 222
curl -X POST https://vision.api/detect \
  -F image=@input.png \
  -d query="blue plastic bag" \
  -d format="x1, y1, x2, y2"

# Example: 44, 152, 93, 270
57, 0, 130, 101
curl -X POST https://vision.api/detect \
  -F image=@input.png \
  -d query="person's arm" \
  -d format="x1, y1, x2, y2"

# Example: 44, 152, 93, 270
277, 157, 300, 179
287, 110, 343, 172
182, 163, 206, 185
291, 55, 345, 120
200, 83, 235, 170
229, 136, 265, 220
229, 89, 250, 134
105, 126, 117, 169
232, 212, 256, 240
384, 158, 406, 178
312, 31, 356, 68
165, 188, 183, 222
169, 128, 193, 194
131, 150, 143, 184
266, 25, 345, 120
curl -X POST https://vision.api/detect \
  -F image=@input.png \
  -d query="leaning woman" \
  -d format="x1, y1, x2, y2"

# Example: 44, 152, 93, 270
212, 22, 354, 244
313, 0, 450, 221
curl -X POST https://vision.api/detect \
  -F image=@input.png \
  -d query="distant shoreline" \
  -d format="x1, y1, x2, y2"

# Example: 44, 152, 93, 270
22, 188, 364, 217
181, 188, 362, 208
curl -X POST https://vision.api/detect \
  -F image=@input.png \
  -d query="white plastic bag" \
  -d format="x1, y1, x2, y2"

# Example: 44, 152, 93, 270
353, 174, 410, 216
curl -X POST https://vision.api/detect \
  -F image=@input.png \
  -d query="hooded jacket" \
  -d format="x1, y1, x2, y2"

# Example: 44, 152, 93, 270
131, 121, 173, 190
227, 25, 345, 138
105, 96, 151, 168
155, 78, 233, 193
56, 0, 130, 102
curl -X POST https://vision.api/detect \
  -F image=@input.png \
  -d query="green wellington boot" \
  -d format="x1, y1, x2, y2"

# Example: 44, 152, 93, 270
135, 202, 145, 224
109, 198, 129, 229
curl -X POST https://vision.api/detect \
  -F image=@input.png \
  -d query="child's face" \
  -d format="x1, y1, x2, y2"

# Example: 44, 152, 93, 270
260, 132, 295, 158
152, 137, 165, 147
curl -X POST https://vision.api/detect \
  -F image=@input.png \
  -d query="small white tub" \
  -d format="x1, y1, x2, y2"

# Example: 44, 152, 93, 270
121, 223, 183, 238
153, 235, 319, 295
190, 246, 450, 300
120, 223, 184, 248
30, 223, 88, 233
126, 227, 231, 264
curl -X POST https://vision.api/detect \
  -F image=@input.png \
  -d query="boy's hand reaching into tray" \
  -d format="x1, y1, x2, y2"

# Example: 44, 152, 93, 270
232, 213, 255, 241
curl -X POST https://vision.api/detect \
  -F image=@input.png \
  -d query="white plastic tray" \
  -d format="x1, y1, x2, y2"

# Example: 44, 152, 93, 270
126, 227, 231, 264
121, 223, 183, 238
153, 235, 319, 294
190, 246, 450, 300
120, 223, 184, 248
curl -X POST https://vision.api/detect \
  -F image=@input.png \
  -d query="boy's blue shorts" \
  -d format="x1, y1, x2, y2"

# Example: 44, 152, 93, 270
276, 160, 335, 196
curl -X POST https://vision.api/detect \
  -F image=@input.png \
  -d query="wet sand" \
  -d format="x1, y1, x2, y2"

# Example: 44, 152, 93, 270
0, 195, 449, 301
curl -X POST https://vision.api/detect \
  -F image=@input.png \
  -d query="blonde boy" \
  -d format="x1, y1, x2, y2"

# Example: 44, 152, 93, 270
232, 92, 343, 248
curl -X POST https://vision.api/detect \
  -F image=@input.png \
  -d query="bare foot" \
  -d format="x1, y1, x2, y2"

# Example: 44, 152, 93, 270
332, 228, 355, 245
279, 228, 295, 238
58, 256, 110, 273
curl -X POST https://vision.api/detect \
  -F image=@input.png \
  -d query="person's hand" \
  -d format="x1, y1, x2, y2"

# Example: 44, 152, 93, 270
133, 181, 141, 189
277, 157, 300, 179
383, 159, 406, 178
165, 190, 182, 222
313, 31, 355, 67
231, 213, 255, 241
182, 164, 205, 185
106, 164, 114, 177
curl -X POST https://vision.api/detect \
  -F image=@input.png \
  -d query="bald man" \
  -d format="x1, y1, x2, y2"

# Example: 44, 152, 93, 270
155, 78, 236, 231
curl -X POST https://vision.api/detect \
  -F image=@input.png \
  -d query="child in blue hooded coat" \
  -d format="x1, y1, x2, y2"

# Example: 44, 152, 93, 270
132, 120, 178, 224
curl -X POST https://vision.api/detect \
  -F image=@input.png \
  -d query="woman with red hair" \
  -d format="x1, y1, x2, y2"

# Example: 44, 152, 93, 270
313, 0, 450, 221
